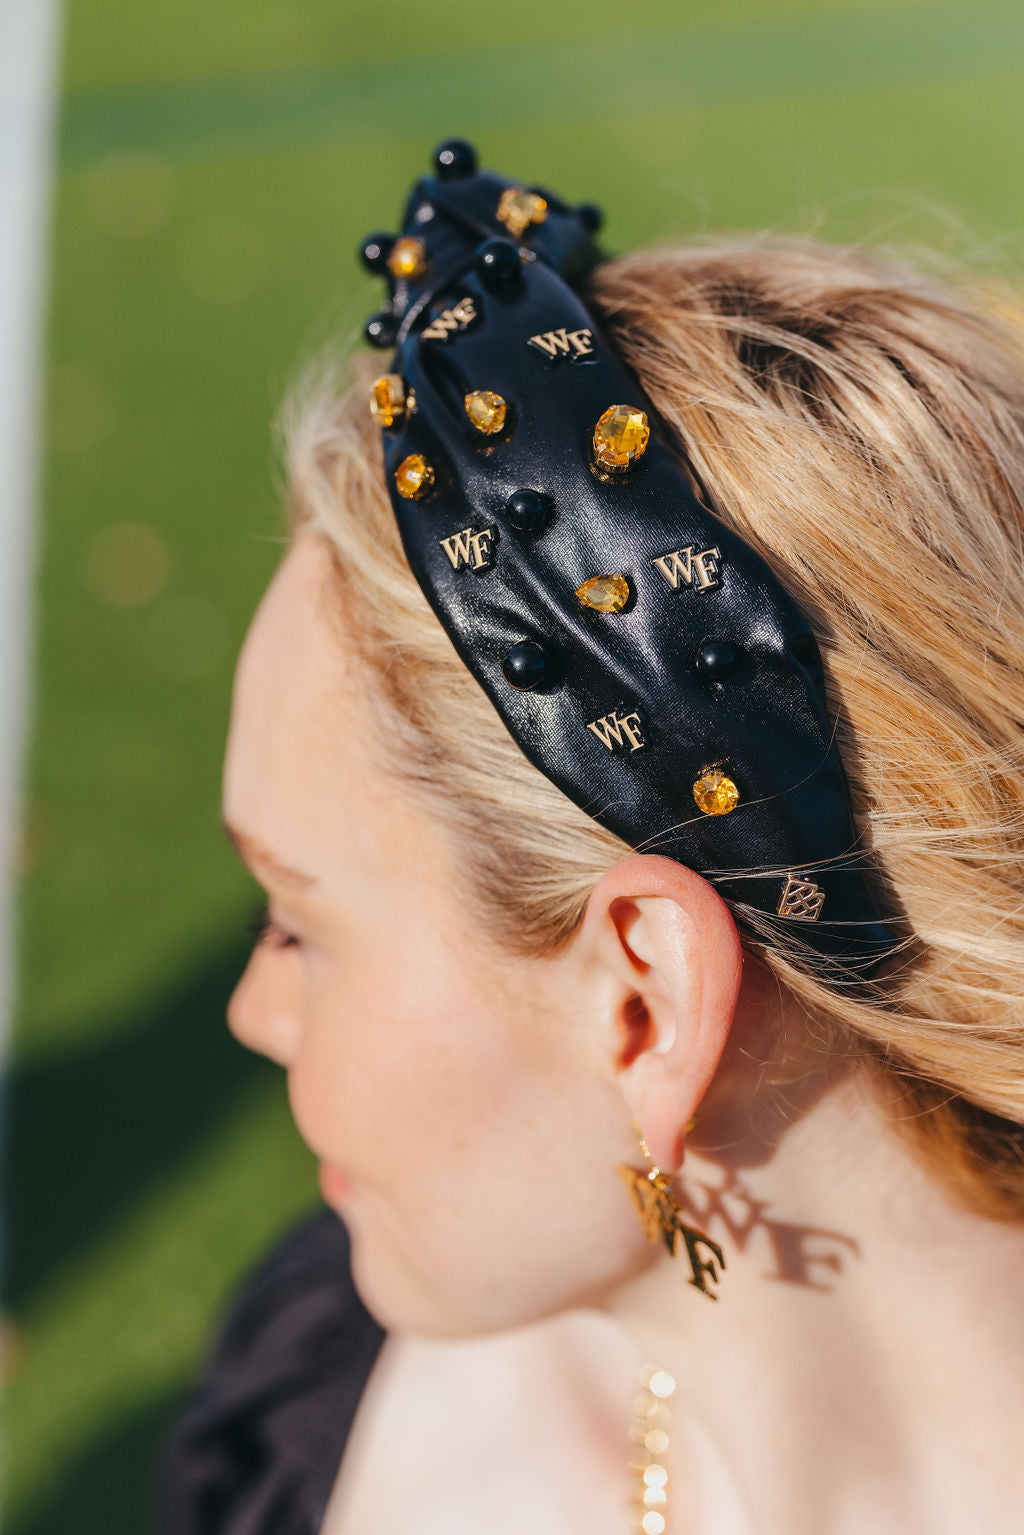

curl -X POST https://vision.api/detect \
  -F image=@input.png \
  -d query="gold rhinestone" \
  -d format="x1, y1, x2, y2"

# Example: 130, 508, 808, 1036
464, 390, 507, 434
496, 186, 548, 239
576, 573, 630, 612
369, 374, 406, 428
593, 405, 650, 471
641, 1509, 666, 1533
644, 1428, 669, 1456
386, 236, 428, 281
394, 453, 434, 500
644, 1466, 668, 1488
692, 769, 740, 816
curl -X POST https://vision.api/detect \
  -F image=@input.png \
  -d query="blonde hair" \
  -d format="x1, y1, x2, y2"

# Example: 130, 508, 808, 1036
283, 238, 1024, 1219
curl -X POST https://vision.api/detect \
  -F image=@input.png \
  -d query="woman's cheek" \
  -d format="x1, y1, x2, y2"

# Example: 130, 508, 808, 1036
285, 1011, 354, 1168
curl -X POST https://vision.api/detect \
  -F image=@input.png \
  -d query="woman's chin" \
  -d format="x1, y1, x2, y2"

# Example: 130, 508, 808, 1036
318, 1161, 352, 1208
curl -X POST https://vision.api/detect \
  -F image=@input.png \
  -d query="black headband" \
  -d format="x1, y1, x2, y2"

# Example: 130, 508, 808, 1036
357, 138, 902, 986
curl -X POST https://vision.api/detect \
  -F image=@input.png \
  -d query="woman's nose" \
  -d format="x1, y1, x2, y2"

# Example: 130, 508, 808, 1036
226, 947, 303, 1067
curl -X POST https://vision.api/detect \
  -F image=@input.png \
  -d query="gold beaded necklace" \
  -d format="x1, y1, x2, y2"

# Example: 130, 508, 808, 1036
627, 1362, 676, 1533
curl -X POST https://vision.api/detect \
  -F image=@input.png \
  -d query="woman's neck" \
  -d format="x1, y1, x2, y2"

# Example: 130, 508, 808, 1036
601, 1052, 1024, 1533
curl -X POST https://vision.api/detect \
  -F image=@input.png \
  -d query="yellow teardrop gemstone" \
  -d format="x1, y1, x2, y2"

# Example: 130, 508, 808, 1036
387, 236, 428, 281
369, 374, 406, 428
394, 453, 434, 500
692, 769, 740, 816
592, 405, 650, 471
496, 186, 548, 239
576, 573, 630, 613
464, 390, 507, 434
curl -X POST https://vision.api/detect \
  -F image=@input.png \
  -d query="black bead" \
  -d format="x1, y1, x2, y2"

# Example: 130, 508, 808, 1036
577, 202, 604, 235
360, 232, 394, 274
475, 237, 522, 292
504, 488, 553, 534
433, 138, 477, 180
501, 640, 551, 691
695, 639, 739, 681
364, 309, 398, 348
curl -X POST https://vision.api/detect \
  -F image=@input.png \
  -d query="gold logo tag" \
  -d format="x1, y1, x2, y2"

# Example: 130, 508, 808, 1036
776, 875, 826, 922
526, 326, 595, 363
651, 545, 723, 592
617, 1165, 725, 1298
421, 296, 477, 342
586, 710, 646, 753
439, 526, 497, 572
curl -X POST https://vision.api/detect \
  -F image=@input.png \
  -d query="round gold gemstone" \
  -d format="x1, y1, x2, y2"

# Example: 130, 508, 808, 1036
496, 186, 548, 239
386, 236, 428, 281
369, 374, 406, 428
394, 453, 434, 500
592, 405, 650, 471
692, 769, 740, 816
576, 573, 630, 612
464, 389, 507, 434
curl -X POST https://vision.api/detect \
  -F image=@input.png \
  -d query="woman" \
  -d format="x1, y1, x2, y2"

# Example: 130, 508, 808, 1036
158, 141, 1024, 1533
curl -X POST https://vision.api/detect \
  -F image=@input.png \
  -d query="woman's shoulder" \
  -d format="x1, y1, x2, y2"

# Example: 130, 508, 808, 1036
154, 1206, 386, 1535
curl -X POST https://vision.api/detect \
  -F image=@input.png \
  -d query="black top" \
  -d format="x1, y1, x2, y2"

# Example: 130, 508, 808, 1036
154, 1209, 386, 1535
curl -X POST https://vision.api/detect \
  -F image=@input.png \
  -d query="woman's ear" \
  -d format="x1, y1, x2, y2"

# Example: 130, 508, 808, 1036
577, 855, 744, 1172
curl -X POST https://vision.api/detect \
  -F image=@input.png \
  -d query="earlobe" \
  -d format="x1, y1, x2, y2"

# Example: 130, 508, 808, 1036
583, 856, 743, 1172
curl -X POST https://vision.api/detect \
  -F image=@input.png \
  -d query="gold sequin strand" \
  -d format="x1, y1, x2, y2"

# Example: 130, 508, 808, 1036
627, 1363, 676, 1534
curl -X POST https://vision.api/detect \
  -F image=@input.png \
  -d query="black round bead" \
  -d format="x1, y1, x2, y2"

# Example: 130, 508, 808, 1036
360, 232, 394, 274
504, 488, 553, 534
433, 138, 477, 180
364, 309, 398, 348
577, 202, 604, 235
695, 639, 739, 681
475, 237, 522, 291
501, 640, 551, 691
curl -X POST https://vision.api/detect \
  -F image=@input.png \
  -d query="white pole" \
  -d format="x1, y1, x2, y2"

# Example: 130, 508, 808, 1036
0, 0, 62, 1088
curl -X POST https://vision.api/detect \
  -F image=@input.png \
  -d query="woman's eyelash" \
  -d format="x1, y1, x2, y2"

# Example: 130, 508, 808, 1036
247, 899, 300, 949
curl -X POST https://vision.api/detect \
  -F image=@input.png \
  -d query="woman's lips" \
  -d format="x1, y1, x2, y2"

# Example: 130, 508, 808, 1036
318, 1162, 352, 1204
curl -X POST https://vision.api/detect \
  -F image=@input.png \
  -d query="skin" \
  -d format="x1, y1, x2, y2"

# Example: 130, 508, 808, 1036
223, 530, 1024, 1533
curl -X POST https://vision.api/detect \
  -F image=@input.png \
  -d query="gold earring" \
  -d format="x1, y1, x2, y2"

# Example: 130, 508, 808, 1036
616, 1118, 727, 1300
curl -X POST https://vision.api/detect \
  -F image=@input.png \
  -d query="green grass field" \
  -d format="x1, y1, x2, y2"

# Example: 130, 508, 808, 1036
8, 0, 1024, 1529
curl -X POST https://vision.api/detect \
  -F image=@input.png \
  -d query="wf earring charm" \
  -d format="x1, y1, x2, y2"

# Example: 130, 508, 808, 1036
617, 1118, 726, 1300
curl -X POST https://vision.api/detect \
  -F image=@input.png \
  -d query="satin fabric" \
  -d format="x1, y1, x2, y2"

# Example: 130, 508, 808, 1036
154, 1210, 385, 1535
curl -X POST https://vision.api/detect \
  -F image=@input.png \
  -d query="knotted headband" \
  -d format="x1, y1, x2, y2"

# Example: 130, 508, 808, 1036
357, 138, 902, 985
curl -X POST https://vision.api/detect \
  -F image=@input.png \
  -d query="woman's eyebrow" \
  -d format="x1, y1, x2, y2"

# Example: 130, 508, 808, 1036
221, 815, 319, 891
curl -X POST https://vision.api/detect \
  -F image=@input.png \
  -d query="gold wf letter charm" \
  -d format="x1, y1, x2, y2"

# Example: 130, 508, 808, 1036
422, 296, 477, 342
439, 526, 497, 572
586, 710, 646, 752
776, 874, 826, 921
617, 1163, 726, 1299
527, 326, 596, 363
651, 545, 723, 592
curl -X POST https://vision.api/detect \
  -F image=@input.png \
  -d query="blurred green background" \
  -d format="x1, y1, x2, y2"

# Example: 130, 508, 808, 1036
7, 0, 1024, 1529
